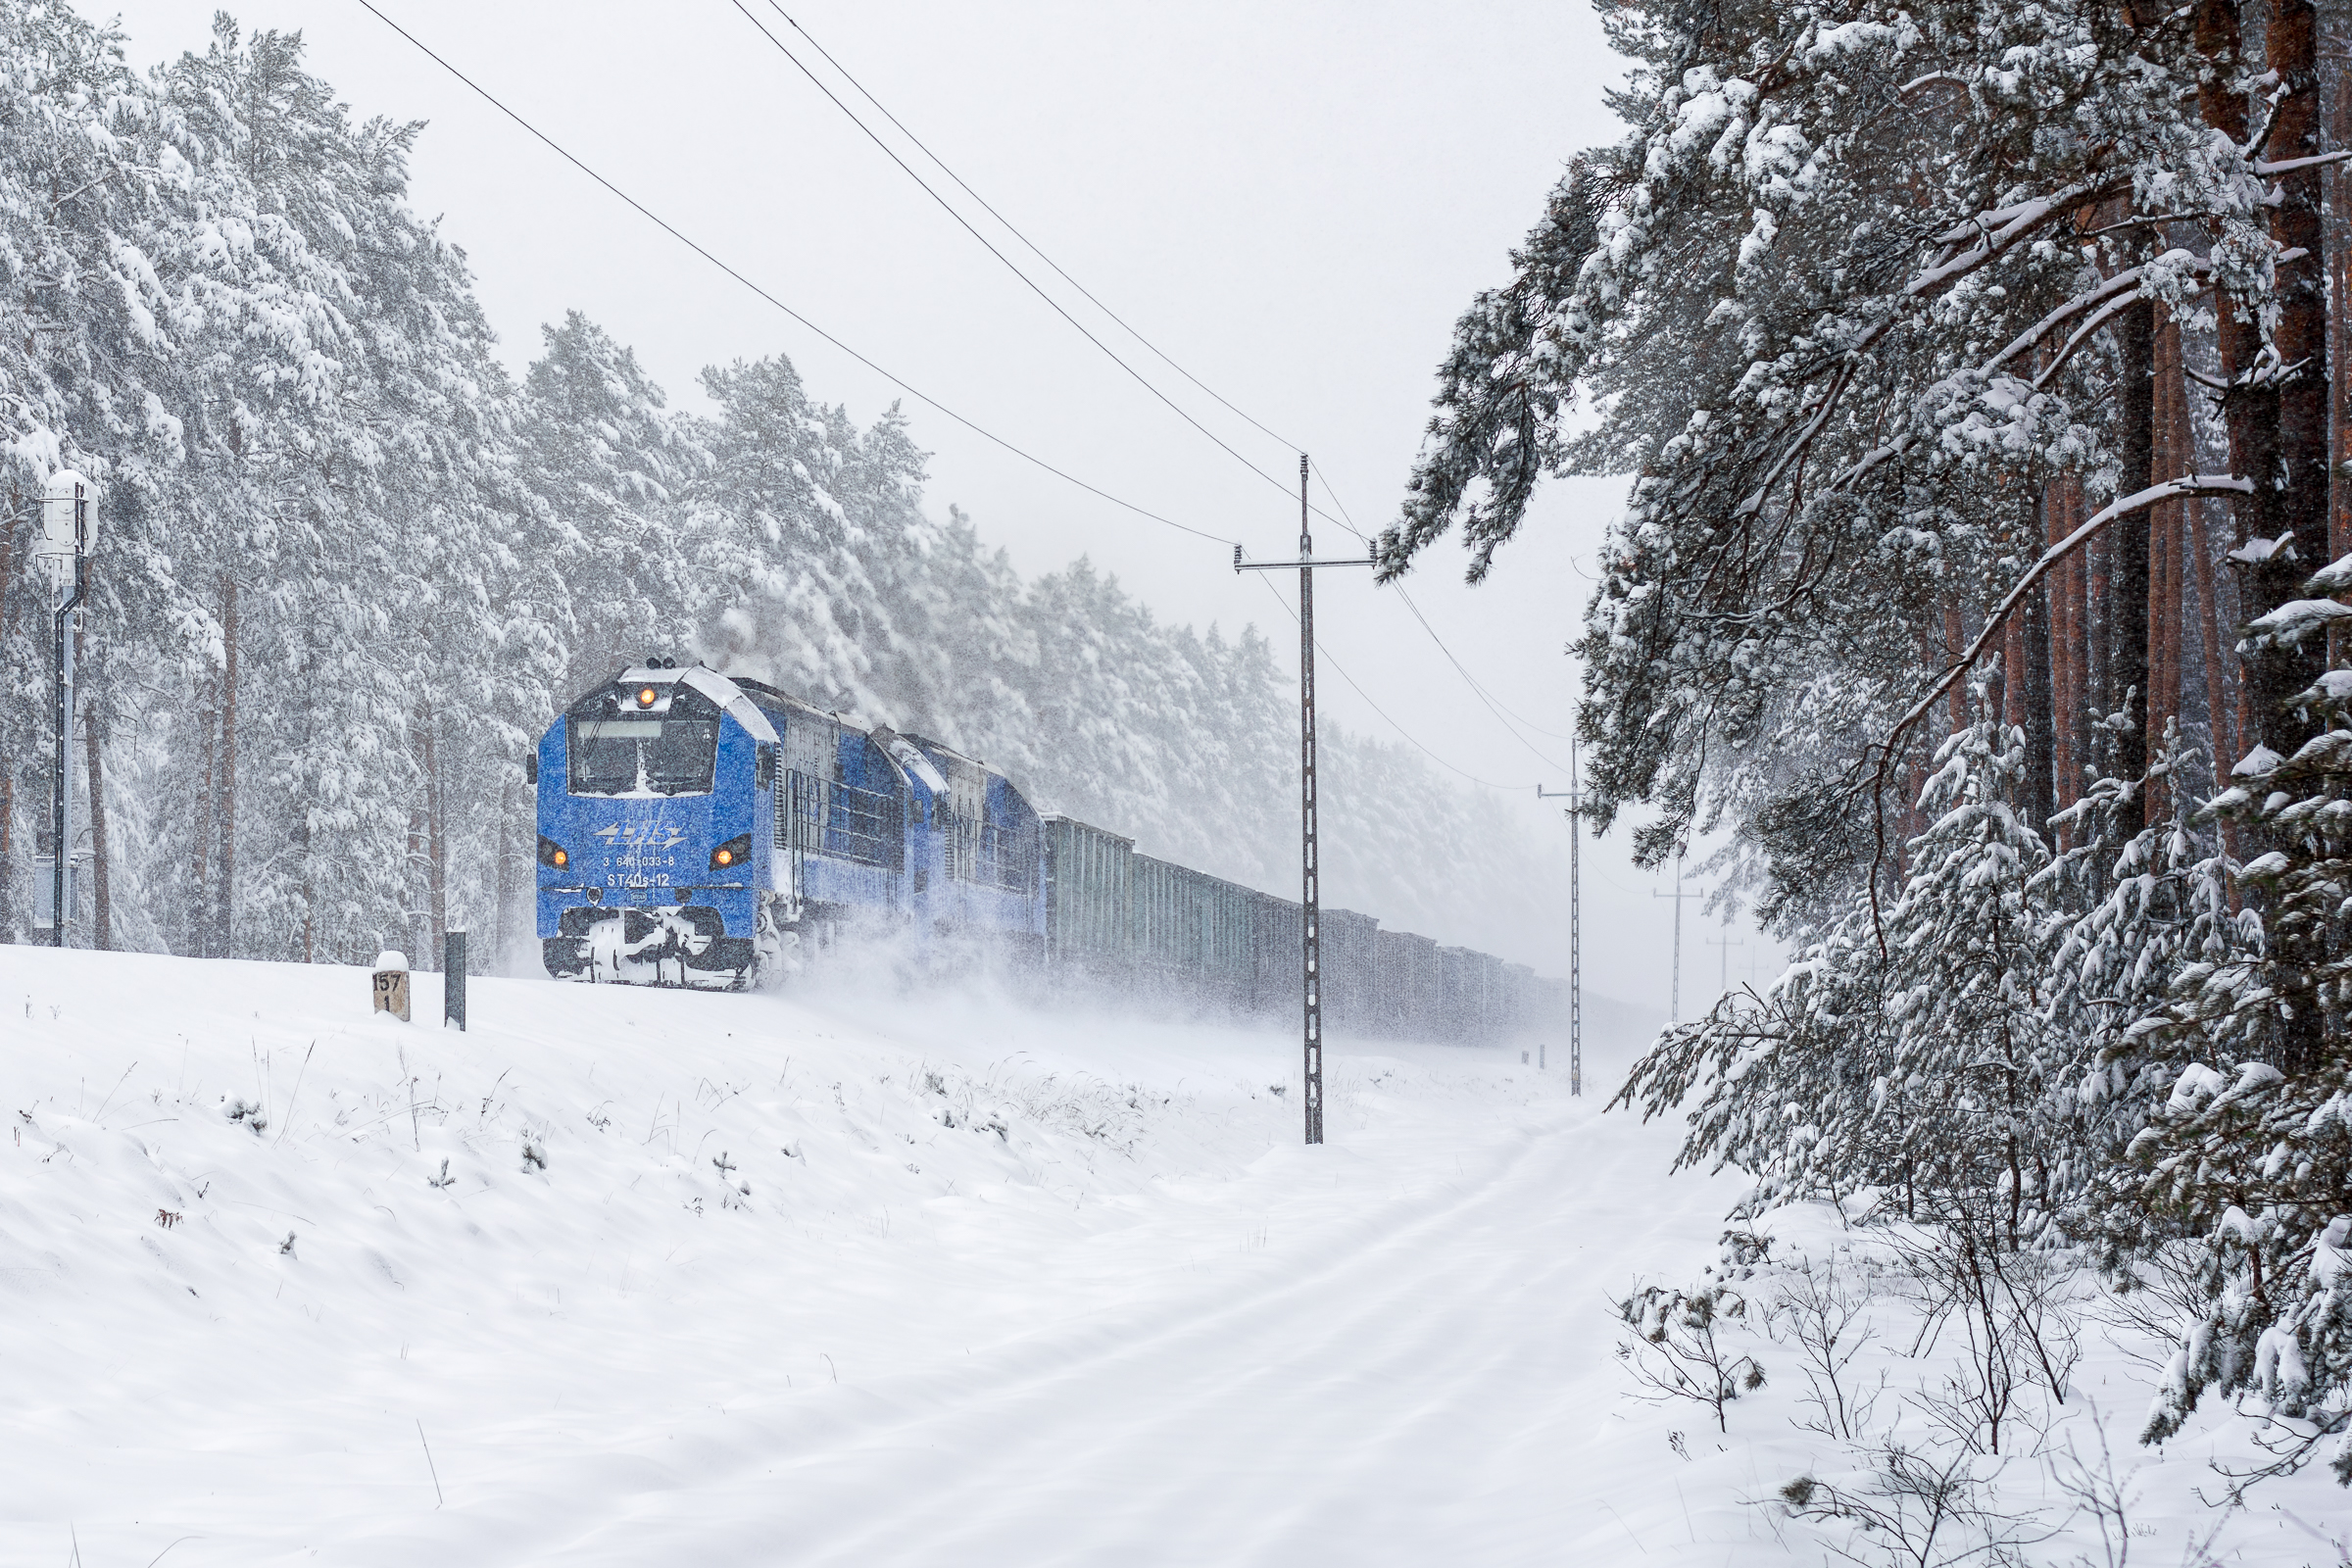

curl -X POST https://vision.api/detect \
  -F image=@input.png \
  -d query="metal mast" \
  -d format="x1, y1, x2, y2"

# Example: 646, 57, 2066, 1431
1538, 748, 1584, 1096
1298, 456, 1320, 1145
1706, 926, 1745, 997
1652, 852, 1697, 1022
1236, 455, 1374, 1146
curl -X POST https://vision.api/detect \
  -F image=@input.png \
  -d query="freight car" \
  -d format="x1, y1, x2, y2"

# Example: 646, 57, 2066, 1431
533, 661, 1555, 1044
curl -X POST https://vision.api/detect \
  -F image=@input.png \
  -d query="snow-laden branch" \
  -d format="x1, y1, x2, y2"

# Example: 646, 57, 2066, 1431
1734, 178, 2125, 519
2252, 150, 2352, 176
1864, 473, 2257, 956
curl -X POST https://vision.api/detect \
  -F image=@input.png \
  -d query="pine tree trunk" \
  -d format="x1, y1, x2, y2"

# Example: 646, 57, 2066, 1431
219, 575, 239, 959
83, 705, 109, 952
2328, 0, 2352, 666
2049, 482, 2075, 819
2149, 310, 2182, 818
494, 778, 515, 973
425, 712, 447, 963
2113, 302, 2155, 834
192, 682, 215, 958
2024, 560, 2057, 836
2193, 502, 2233, 762
1944, 602, 1969, 737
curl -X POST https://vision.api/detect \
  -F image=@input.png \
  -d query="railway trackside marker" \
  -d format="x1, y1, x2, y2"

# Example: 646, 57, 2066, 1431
373, 951, 412, 1022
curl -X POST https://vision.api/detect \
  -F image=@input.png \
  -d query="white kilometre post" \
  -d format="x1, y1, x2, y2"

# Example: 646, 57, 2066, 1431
34, 472, 95, 947
1235, 456, 1375, 1146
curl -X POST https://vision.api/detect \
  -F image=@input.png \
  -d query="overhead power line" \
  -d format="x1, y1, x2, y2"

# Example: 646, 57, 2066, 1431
739, 0, 1362, 536
1249, 575, 1534, 792
350, 0, 1236, 548
762, 1, 1303, 459
727, 0, 1316, 518
1309, 460, 1579, 765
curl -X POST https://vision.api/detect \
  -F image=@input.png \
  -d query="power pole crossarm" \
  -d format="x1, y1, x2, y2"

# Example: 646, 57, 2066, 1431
1236, 458, 1376, 1148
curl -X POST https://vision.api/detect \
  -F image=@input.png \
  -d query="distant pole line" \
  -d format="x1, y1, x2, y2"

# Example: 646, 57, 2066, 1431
1704, 927, 1745, 995
348, 0, 1238, 548
1652, 854, 1697, 1022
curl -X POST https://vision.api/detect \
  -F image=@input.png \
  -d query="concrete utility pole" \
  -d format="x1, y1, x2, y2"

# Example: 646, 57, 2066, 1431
1652, 852, 1697, 1022
1538, 748, 1583, 1097
1705, 927, 1745, 998
35, 472, 94, 947
1236, 456, 1375, 1146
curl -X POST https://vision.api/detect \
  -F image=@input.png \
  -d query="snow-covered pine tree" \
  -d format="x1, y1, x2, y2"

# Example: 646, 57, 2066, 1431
1617, 712, 2063, 1237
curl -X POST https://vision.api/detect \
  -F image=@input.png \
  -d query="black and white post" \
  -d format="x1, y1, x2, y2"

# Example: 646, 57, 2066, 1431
1538, 749, 1584, 1097
36, 472, 94, 947
1236, 456, 1374, 1145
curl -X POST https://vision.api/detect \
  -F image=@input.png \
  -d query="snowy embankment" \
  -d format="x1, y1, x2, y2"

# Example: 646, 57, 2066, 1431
7, 950, 2345, 1566
3, 947, 1723, 1566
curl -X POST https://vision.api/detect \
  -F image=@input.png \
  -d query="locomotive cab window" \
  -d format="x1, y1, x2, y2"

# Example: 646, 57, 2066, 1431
566, 683, 721, 796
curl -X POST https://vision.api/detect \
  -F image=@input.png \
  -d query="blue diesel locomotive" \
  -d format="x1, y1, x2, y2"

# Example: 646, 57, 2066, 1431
533, 660, 1561, 1047
533, 660, 1044, 988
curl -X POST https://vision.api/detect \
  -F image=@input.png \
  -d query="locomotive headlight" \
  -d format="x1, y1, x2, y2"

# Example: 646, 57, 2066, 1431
636, 685, 658, 708
538, 835, 571, 870
710, 833, 753, 872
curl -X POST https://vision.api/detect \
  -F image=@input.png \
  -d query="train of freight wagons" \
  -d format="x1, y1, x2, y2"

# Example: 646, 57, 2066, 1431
532, 660, 1562, 1046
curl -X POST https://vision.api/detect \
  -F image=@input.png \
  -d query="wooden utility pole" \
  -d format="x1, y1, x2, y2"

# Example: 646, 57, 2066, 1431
1235, 455, 1375, 1146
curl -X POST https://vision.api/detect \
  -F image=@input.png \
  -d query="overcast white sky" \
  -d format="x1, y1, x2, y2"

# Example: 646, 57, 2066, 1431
88, 0, 1781, 1008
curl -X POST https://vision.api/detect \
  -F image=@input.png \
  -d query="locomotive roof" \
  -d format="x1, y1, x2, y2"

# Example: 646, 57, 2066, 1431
612, 663, 779, 745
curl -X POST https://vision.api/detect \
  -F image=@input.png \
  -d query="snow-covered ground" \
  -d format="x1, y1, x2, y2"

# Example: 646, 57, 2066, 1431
4, 948, 2345, 1565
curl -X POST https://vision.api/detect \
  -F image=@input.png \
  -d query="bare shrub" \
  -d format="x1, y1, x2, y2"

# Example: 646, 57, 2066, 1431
1888, 1212, 2082, 1456
1767, 1255, 1886, 1441
1616, 1281, 1766, 1432
1779, 1443, 2055, 1568
2089, 1242, 2205, 1379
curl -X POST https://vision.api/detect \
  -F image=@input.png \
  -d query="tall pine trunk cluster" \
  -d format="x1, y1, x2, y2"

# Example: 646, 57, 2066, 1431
1388, 0, 2352, 1489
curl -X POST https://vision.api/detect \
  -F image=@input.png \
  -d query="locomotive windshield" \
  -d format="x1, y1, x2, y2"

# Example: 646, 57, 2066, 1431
566, 683, 720, 796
